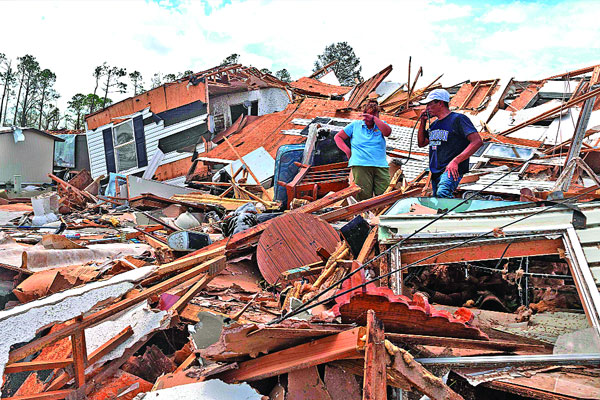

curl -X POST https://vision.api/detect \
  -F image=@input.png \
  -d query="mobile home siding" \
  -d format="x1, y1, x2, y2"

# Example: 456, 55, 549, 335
0, 132, 56, 183
86, 111, 207, 179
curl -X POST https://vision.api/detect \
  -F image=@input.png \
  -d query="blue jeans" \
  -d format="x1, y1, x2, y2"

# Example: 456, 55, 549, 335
431, 171, 462, 198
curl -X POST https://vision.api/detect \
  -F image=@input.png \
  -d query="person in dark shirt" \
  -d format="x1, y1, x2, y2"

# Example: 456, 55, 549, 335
417, 89, 483, 198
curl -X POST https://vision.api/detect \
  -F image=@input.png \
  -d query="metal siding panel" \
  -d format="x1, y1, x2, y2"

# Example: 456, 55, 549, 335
576, 227, 600, 245
583, 245, 600, 265
0, 132, 55, 183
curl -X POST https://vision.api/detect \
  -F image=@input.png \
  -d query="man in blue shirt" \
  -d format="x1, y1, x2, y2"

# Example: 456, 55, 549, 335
334, 100, 392, 201
417, 89, 483, 198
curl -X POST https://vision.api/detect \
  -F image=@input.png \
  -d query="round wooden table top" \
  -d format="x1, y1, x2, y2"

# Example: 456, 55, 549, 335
256, 212, 341, 284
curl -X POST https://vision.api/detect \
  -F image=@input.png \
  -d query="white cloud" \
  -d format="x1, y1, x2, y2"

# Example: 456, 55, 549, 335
0, 0, 599, 125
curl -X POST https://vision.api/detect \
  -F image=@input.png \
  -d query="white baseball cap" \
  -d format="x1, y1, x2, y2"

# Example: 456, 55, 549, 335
420, 88, 450, 104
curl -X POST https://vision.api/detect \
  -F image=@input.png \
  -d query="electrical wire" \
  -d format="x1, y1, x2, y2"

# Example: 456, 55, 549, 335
268, 162, 525, 324
271, 184, 598, 324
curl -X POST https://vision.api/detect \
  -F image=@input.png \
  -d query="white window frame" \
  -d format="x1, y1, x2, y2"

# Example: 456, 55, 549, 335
112, 119, 137, 172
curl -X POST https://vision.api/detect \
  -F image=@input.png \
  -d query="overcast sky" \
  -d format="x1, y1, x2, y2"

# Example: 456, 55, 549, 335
2, 0, 599, 113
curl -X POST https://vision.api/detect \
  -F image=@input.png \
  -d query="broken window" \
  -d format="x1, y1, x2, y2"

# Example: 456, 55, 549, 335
481, 143, 535, 161
230, 101, 258, 125
112, 120, 138, 172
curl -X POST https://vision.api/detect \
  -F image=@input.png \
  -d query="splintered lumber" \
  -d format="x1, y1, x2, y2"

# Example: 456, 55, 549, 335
4, 359, 73, 374
223, 136, 272, 201
46, 326, 134, 391
142, 244, 226, 284
8, 257, 226, 364
499, 85, 600, 136
201, 323, 354, 362
385, 333, 550, 353
172, 193, 280, 211
357, 227, 378, 264
363, 310, 387, 400
399, 237, 564, 267
170, 271, 223, 314
3, 390, 74, 400
385, 341, 464, 400
226, 184, 361, 252
333, 359, 412, 390
71, 328, 88, 388
218, 327, 365, 382
321, 187, 423, 222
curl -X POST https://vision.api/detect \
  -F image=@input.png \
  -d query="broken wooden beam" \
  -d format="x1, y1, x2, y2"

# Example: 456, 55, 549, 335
70, 328, 88, 388
363, 310, 387, 400
4, 359, 73, 374
3, 390, 74, 400
226, 184, 361, 252
218, 327, 365, 382
45, 326, 134, 391
399, 237, 564, 266
321, 187, 423, 223
9, 257, 225, 364
385, 341, 464, 400
170, 262, 226, 314
385, 333, 550, 353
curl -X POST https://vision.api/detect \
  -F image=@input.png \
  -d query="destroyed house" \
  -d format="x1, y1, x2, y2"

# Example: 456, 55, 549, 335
84, 65, 291, 179
0, 127, 64, 184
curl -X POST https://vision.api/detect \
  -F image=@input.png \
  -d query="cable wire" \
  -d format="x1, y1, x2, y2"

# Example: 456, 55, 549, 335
272, 185, 598, 323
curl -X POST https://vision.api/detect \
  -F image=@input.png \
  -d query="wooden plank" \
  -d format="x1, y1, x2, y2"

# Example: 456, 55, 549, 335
321, 187, 423, 223
46, 326, 134, 391
8, 258, 225, 364
334, 359, 412, 390
223, 136, 272, 200
70, 328, 88, 388
357, 228, 378, 264
4, 359, 73, 374
386, 333, 550, 353
218, 327, 365, 382
400, 237, 564, 266
140, 244, 225, 285
170, 264, 225, 314
3, 390, 74, 400
387, 342, 464, 400
363, 310, 387, 400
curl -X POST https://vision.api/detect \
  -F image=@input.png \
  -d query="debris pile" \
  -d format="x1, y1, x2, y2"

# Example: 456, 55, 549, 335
1, 62, 600, 400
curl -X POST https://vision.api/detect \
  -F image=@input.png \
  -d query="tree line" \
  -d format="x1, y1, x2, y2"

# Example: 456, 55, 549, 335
0, 42, 362, 131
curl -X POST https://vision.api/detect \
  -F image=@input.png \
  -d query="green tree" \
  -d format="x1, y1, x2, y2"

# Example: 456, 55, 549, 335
37, 68, 57, 129
220, 53, 240, 66
260, 67, 272, 75
14, 54, 41, 126
151, 72, 163, 89
163, 73, 178, 82
89, 64, 104, 113
67, 93, 86, 130
313, 42, 362, 86
100, 65, 127, 108
129, 70, 144, 95
275, 68, 291, 83
85, 93, 109, 115
0, 54, 16, 126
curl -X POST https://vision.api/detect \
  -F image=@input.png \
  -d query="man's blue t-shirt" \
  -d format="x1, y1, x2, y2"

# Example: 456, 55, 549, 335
428, 112, 477, 175
343, 120, 388, 168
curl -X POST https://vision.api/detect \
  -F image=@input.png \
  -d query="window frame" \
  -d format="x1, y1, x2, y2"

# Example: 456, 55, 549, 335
112, 119, 138, 172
